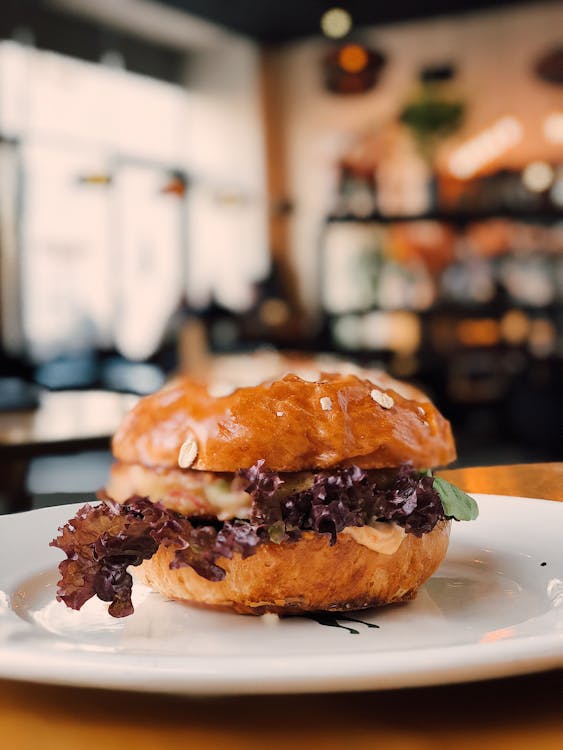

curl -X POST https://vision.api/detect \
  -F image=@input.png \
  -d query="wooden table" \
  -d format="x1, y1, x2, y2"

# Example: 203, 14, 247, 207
0, 463, 561, 750
0, 390, 137, 511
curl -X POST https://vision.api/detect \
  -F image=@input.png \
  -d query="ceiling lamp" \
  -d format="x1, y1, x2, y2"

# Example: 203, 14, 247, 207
337, 44, 368, 73
320, 7, 352, 39
323, 44, 386, 94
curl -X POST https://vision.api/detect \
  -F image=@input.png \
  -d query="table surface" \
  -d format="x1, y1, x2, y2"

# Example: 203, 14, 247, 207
0, 390, 137, 452
1, 462, 561, 750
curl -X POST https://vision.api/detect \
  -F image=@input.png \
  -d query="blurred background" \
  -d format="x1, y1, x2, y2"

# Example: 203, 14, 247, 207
0, 0, 561, 512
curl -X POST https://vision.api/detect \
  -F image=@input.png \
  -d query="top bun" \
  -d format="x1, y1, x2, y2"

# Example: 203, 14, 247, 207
112, 372, 456, 472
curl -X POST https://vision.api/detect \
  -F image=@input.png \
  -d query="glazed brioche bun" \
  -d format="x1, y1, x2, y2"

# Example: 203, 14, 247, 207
138, 520, 451, 615
110, 369, 455, 614
112, 372, 456, 472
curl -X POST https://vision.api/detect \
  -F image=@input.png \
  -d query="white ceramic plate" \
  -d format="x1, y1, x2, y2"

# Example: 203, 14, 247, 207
0, 494, 561, 695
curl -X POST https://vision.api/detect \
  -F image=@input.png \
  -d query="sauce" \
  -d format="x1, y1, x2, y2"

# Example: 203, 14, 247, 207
303, 612, 380, 634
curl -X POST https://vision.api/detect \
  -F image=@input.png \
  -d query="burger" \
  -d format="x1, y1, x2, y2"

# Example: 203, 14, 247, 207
51, 371, 478, 618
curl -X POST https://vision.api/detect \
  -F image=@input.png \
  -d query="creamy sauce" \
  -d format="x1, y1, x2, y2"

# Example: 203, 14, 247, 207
342, 521, 405, 555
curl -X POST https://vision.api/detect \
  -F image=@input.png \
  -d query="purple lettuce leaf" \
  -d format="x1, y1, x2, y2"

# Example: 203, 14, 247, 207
238, 462, 445, 543
50, 497, 269, 617
50, 499, 161, 618
371, 466, 444, 536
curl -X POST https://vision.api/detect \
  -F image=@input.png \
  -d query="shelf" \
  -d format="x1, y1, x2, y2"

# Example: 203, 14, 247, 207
322, 301, 563, 317
326, 210, 563, 225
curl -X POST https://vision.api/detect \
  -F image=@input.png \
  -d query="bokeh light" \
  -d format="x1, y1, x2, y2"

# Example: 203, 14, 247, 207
543, 112, 563, 143
522, 161, 554, 192
320, 7, 352, 39
337, 44, 368, 73
448, 116, 522, 179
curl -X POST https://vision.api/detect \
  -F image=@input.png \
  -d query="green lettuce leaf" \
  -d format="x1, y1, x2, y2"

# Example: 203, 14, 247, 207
432, 476, 479, 521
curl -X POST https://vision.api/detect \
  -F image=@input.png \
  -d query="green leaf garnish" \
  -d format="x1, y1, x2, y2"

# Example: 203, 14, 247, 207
432, 476, 479, 522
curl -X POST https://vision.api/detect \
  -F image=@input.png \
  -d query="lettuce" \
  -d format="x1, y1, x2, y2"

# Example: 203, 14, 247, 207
50, 499, 160, 618
50, 498, 266, 617
431, 476, 479, 521
239, 461, 445, 541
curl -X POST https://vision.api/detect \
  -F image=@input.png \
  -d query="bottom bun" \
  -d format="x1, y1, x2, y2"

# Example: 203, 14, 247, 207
137, 520, 451, 615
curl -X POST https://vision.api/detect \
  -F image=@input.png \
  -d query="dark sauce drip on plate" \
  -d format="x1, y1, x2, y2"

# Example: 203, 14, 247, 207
303, 613, 380, 635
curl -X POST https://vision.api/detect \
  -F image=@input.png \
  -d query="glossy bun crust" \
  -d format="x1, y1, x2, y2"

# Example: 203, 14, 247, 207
113, 373, 456, 472
137, 520, 451, 614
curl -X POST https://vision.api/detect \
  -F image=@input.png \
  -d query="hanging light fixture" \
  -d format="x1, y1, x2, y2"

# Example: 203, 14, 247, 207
323, 45, 386, 95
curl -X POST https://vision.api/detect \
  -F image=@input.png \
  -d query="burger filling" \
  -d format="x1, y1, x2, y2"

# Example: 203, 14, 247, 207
51, 461, 477, 618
